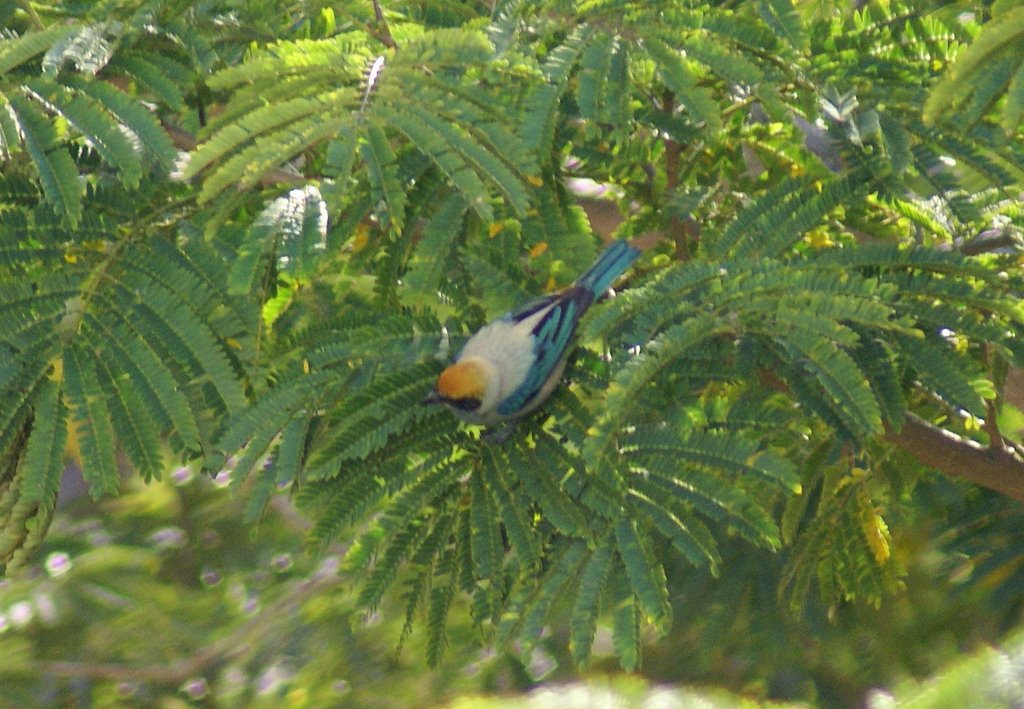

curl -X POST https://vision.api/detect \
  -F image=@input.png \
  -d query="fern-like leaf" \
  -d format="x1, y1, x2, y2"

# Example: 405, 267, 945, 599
776, 329, 884, 438
426, 551, 457, 667
108, 53, 187, 111
894, 333, 987, 417
521, 28, 595, 154
497, 540, 589, 650
5, 95, 81, 226
569, 533, 614, 668
614, 517, 671, 631
641, 36, 721, 135
0, 25, 77, 76
26, 77, 143, 188
756, 0, 807, 53
308, 362, 442, 475
506, 442, 591, 538
61, 75, 177, 171
378, 108, 497, 222
403, 193, 469, 294
41, 23, 114, 75
19, 379, 67, 508
361, 120, 409, 232
924, 6, 1024, 131
61, 345, 119, 499
481, 446, 542, 571
610, 561, 641, 671
584, 313, 728, 472
626, 489, 721, 570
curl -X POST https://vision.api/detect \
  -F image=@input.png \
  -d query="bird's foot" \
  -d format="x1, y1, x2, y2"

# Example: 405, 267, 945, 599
482, 422, 517, 444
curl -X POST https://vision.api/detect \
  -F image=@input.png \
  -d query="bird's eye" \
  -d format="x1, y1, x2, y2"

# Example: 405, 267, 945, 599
451, 397, 482, 412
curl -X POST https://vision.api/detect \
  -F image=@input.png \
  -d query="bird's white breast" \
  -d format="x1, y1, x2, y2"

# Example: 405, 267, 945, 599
457, 305, 552, 407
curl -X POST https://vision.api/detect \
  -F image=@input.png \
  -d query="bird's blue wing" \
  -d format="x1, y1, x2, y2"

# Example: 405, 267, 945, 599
496, 288, 591, 416
503, 241, 637, 323
494, 240, 639, 417
505, 292, 559, 323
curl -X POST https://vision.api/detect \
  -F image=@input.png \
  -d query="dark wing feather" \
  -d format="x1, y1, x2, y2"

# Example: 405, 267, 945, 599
506, 293, 560, 323
497, 287, 593, 416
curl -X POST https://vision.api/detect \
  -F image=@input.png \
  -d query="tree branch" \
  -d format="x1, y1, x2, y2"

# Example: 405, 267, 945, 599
950, 227, 1023, 256
17, 0, 44, 30
760, 366, 1024, 502
661, 90, 692, 261
886, 413, 1024, 502
370, 0, 397, 49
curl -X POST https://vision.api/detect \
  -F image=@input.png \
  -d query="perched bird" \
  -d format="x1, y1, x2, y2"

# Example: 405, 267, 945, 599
424, 240, 641, 439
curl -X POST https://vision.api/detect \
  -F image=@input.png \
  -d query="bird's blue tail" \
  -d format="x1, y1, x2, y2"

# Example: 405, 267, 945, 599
575, 240, 641, 296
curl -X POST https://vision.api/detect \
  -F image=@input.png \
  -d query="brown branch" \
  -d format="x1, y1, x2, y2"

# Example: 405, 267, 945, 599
949, 228, 1023, 256
661, 90, 691, 261
759, 367, 1024, 502
17, 0, 44, 30
371, 0, 398, 49
162, 121, 197, 152
981, 343, 1005, 450
985, 398, 1005, 450
885, 413, 1024, 502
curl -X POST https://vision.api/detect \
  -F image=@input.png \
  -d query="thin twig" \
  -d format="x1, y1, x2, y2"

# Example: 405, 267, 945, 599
981, 343, 1005, 450
371, 0, 397, 49
18, 0, 44, 30
661, 90, 692, 261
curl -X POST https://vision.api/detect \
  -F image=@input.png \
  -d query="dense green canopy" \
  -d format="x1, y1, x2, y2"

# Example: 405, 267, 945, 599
0, 0, 1023, 705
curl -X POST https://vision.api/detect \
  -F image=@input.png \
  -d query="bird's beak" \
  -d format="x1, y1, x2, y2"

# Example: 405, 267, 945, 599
421, 390, 442, 406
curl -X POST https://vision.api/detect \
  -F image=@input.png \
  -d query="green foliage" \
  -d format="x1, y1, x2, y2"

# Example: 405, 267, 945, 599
925, 3, 1024, 134
0, 1, 263, 570
873, 628, 1024, 708
1, 0, 1024, 700
2, 472, 1023, 706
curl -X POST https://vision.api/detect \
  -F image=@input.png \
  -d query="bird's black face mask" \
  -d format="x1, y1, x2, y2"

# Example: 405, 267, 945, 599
448, 396, 482, 412
421, 391, 481, 412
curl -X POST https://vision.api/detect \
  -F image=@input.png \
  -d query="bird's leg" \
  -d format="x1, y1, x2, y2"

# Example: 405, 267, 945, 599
482, 422, 517, 444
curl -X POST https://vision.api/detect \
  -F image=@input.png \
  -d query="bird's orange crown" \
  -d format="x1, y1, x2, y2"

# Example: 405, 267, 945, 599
436, 360, 488, 401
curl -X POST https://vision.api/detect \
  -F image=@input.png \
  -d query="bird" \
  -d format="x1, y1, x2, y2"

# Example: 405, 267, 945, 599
423, 240, 641, 440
